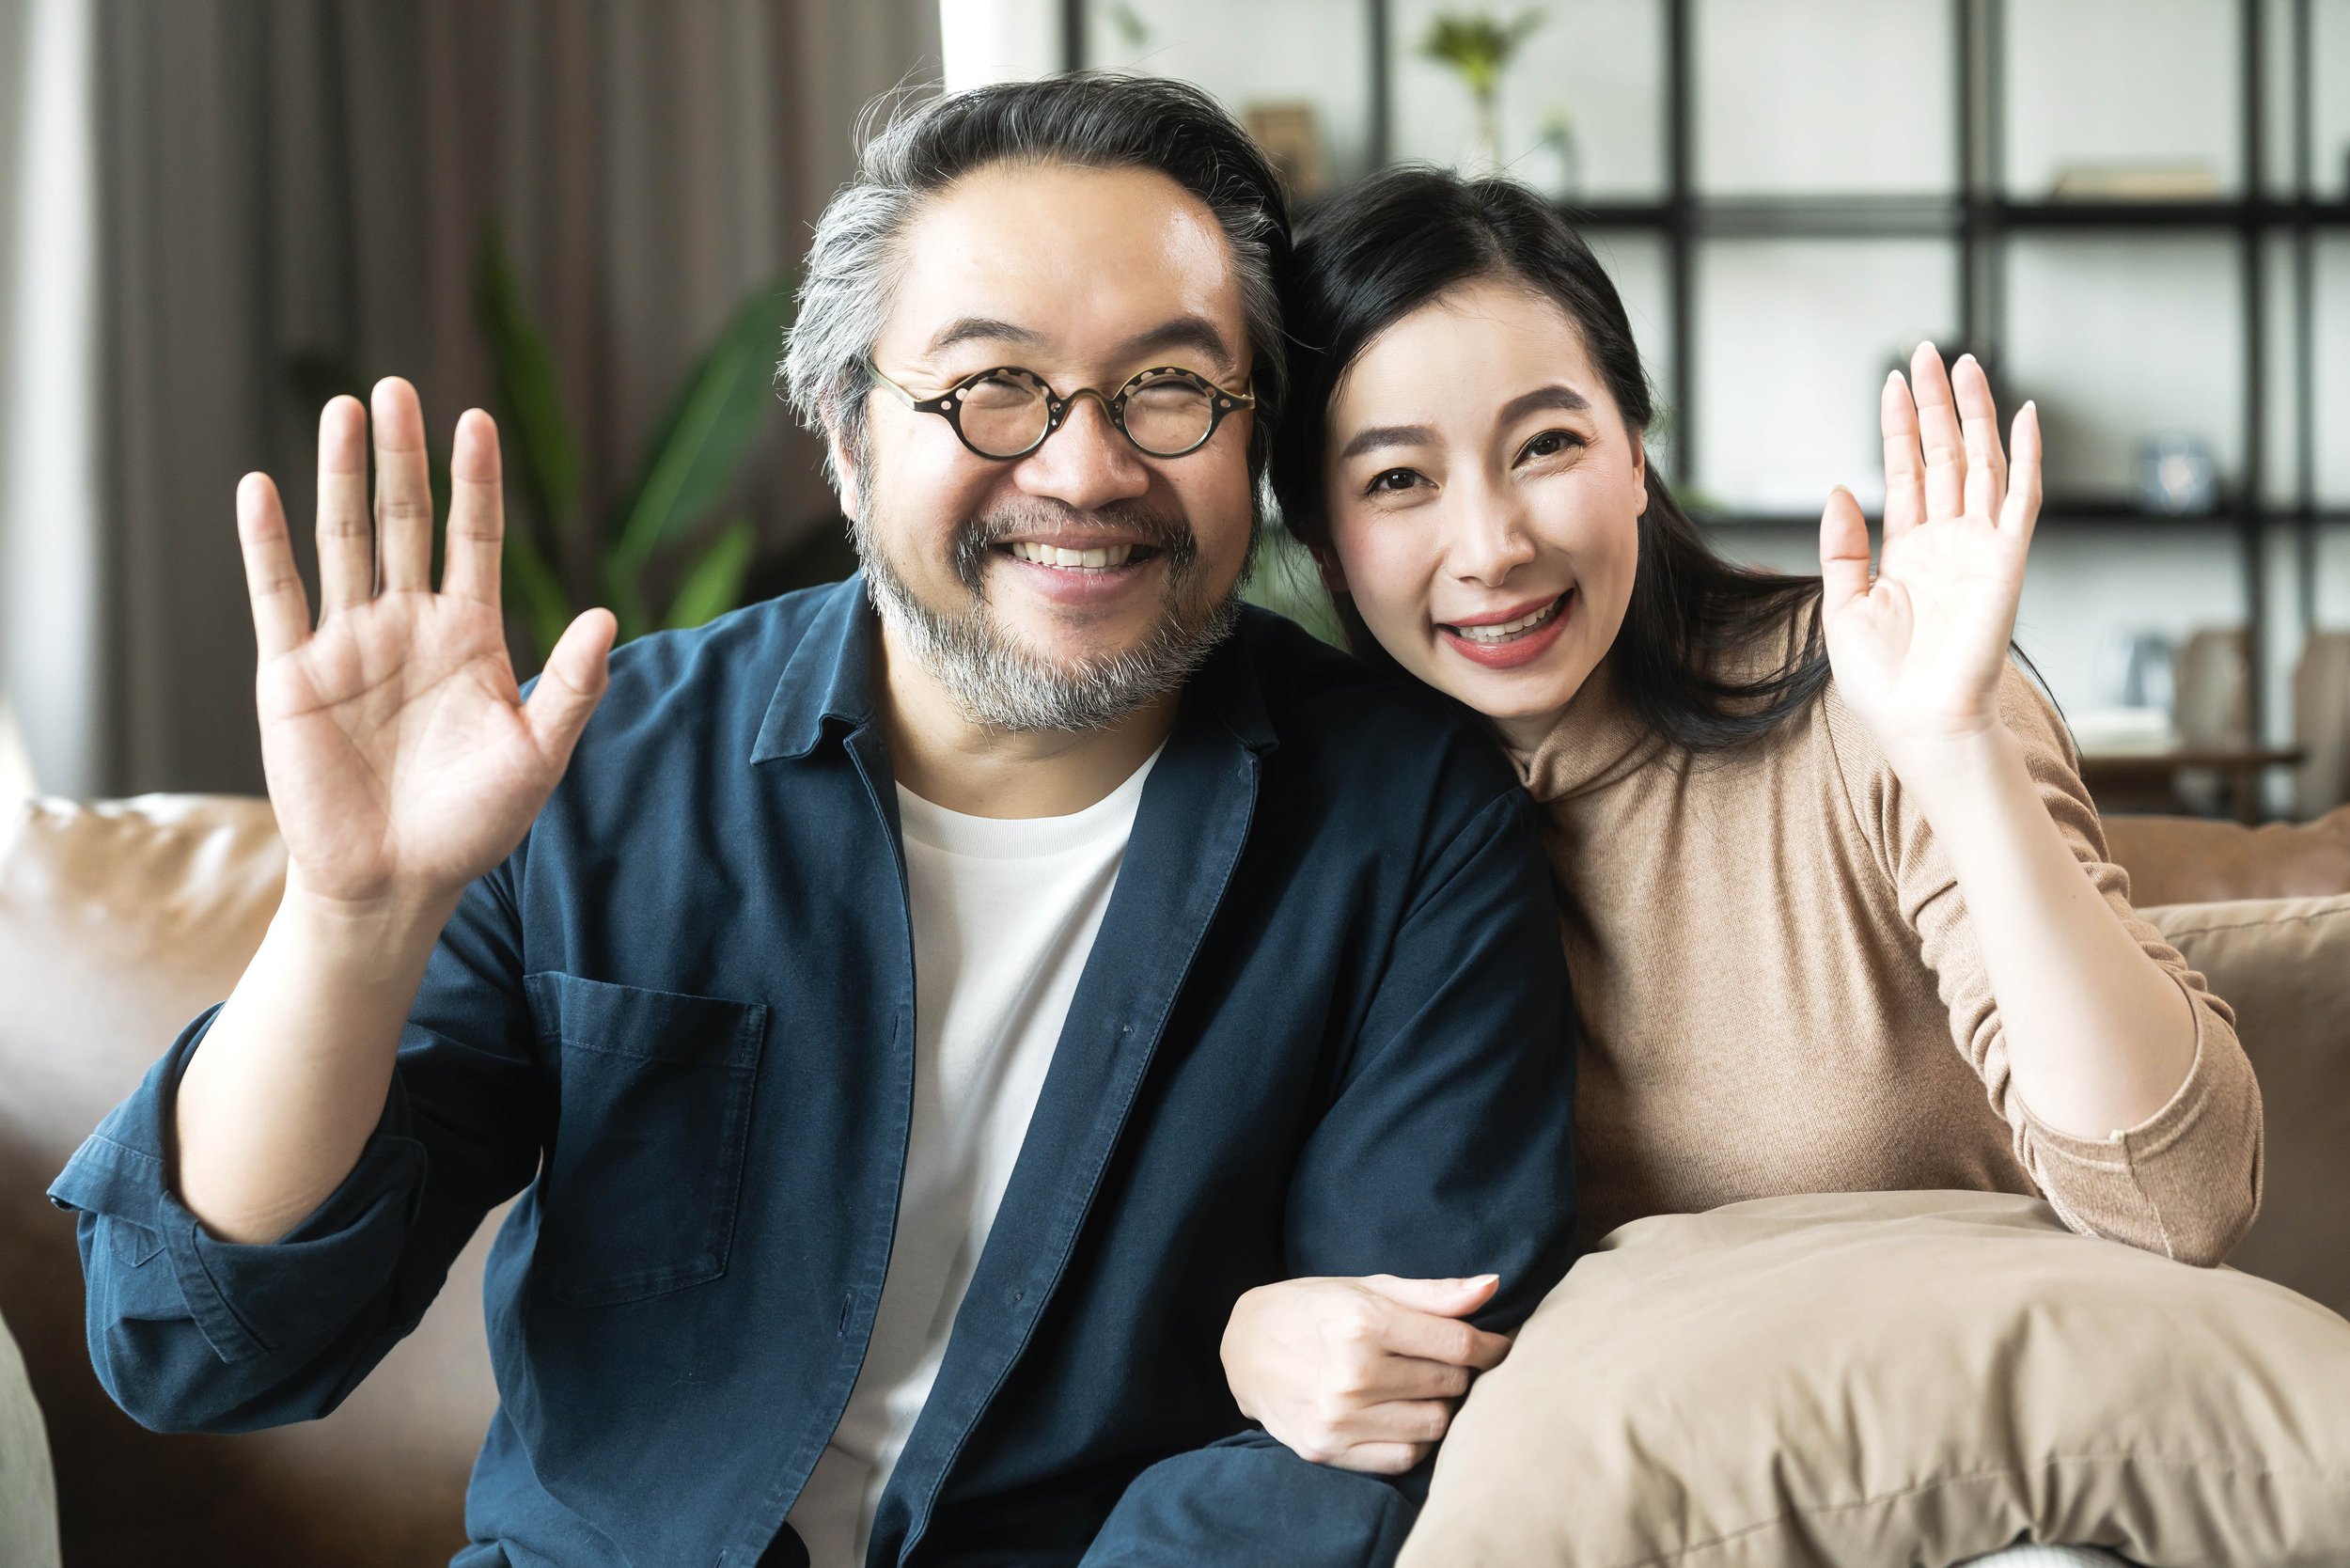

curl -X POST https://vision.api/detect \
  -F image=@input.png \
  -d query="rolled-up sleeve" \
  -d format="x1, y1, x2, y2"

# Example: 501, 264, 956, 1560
1832, 665, 2264, 1267
47, 861, 543, 1433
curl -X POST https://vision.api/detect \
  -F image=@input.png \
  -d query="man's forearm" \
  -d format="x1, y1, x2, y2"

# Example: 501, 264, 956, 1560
171, 870, 456, 1244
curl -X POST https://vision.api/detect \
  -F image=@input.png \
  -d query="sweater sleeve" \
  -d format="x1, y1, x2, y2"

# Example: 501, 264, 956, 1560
1823, 662, 2264, 1266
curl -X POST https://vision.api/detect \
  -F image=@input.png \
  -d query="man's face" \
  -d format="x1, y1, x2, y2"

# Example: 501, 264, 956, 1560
842, 161, 1259, 731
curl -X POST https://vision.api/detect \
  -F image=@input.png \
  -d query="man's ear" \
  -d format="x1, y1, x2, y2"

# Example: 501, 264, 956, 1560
827, 427, 860, 523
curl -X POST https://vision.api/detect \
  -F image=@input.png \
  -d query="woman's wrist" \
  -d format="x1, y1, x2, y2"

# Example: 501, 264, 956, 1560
1879, 722, 2031, 831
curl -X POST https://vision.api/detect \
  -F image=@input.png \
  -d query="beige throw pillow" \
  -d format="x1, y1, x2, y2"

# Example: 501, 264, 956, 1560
2142, 894, 2350, 1319
1402, 1191, 2350, 1568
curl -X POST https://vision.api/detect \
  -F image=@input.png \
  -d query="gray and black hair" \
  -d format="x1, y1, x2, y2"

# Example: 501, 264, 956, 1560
781, 72, 1292, 488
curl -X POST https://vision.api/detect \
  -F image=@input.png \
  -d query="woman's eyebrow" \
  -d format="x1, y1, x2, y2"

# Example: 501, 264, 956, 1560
1496, 384, 1592, 426
1337, 423, 1435, 462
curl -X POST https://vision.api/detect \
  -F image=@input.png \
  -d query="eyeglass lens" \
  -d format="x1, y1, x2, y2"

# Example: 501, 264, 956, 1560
955, 368, 1220, 458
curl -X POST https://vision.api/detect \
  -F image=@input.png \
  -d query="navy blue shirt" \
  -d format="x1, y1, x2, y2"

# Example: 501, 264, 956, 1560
52, 577, 1575, 1568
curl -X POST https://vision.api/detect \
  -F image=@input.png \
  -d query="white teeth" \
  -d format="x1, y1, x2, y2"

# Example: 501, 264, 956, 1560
1449, 596, 1564, 643
1008, 541, 1136, 569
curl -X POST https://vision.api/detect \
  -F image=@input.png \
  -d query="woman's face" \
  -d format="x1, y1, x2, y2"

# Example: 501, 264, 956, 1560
1321, 276, 1646, 736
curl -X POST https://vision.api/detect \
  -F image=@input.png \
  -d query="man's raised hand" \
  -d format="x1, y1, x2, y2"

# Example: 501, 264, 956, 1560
237, 379, 614, 917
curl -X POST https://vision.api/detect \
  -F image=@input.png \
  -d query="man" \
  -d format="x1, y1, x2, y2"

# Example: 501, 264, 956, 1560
53, 75, 1574, 1567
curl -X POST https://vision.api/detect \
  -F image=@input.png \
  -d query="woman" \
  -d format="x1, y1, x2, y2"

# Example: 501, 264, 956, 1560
1219, 167, 2263, 1526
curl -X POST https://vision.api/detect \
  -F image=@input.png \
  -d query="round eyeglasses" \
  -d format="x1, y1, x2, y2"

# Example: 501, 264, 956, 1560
866, 360, 1255, 461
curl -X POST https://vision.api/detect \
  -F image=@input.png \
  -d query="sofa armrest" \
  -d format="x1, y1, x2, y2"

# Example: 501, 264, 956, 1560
0, 1310, 62, 1568
2104, 806, 2350, 908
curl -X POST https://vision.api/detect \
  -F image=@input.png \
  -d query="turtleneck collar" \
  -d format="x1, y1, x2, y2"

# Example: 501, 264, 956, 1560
1498, 656, 1662, 804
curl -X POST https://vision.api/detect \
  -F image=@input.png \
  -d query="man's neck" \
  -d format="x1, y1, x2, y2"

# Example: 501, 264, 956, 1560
875, 619, 1177, 819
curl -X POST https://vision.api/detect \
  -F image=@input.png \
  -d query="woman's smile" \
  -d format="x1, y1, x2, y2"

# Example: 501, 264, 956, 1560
1435, 588, 1574, 669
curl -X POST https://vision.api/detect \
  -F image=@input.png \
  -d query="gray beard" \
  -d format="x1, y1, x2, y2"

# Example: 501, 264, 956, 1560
852, 485, 1257, 735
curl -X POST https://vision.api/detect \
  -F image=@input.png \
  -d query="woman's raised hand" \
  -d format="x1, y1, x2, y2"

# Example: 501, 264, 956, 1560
237, 379, 614, 917
1819, 343, 2041, 764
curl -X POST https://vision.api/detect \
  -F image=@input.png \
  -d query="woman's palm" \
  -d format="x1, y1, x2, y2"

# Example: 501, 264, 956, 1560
237, 382, 613, 909
1820, 347, 2042, 752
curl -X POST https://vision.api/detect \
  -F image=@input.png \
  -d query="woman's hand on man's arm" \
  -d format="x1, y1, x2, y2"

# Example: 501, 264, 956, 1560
1220, 1273, 1512, 1474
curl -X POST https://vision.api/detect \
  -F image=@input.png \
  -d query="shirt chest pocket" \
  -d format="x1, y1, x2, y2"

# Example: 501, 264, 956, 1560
523, 972, 770, 1308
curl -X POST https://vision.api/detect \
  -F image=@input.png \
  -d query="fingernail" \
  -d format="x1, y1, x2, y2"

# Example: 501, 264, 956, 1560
1918, 339, 1936, 355
1467, 1273, 1498, 1287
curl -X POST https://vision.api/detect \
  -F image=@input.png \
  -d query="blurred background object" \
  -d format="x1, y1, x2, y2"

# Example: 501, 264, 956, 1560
1033, 0, 2350, 823
2136, 433, 2220, 515
1418, 8, 1547, 172
2295, 628, 2350, 814
0, 696, 32, 801
0, 0, 2343, 819
0, 0, 939, 800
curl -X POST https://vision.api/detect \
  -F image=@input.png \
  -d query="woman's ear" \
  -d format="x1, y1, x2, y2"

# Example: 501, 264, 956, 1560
1309, 542, 1349, 598
1631, 438, 1651, 518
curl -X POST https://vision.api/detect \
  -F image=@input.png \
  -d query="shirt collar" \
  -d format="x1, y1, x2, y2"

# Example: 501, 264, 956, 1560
751, 574, 880, 762
748, 573, 1280, 763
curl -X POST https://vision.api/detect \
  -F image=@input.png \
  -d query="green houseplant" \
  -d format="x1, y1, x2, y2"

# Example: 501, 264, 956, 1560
290, 232, 794, 668
1420, 8, 1547, 172
477, 229, 795, 662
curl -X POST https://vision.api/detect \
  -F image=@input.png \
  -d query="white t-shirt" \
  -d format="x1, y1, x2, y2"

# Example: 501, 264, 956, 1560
783, 750, 1160, 1568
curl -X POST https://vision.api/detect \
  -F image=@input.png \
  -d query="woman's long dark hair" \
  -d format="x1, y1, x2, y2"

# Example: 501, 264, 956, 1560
1272, 166, 1830, 752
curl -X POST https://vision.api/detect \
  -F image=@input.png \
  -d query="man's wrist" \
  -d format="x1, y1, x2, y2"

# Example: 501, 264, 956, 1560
275, 870, 458, 985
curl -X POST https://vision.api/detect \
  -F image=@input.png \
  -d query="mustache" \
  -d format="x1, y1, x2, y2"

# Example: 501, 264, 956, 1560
950, 499, 1199, 591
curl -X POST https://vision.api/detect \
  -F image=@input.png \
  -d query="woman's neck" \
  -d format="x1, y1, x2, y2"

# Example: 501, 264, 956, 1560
1489, 653, 1616, 756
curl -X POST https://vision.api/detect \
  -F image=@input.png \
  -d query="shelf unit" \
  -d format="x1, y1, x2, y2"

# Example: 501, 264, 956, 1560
1065, 0, 2344, 738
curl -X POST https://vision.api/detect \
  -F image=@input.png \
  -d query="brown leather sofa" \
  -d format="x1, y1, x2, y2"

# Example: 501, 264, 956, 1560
1, 796, 498, 1568
4, 792, 2348, 1567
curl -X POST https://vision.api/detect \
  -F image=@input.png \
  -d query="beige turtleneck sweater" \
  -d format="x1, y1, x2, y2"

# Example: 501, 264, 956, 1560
1511, 654, 2264, 1266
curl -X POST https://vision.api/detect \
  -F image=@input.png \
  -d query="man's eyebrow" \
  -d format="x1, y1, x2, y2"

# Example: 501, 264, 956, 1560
1337, 424, 1436, 463
1116, 316, 1238, 377
1496, 384, 1593, 426
926, 317, 1047, 355
923, 315, 1238, 376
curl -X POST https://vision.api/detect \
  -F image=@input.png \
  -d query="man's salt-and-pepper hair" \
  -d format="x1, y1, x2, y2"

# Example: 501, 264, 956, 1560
780, 73, 1292, 486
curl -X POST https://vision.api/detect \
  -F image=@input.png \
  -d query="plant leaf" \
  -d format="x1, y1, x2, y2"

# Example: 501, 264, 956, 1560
663, 517, 759, 631
475, 227, 583, 550
610, 273, 794, 575
502, 527, 575, 669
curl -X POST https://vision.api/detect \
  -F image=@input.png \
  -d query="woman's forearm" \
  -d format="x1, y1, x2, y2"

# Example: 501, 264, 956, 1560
1888, 726, 2197, 1139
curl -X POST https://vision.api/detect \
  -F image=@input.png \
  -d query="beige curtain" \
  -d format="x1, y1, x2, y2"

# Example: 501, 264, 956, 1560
36, 0, 938, 796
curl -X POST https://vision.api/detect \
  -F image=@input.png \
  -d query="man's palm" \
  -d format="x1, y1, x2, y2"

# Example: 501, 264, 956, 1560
237, 382, 612, 910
